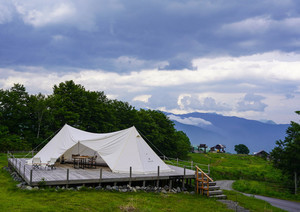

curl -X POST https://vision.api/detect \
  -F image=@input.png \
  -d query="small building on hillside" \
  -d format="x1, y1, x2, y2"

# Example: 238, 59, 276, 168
254, 150, 269, 159
198, 144, 208, 153
191, 144, 208, 153
211, 144, 226, 153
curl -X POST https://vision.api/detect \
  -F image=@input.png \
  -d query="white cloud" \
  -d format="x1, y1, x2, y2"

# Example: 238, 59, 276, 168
0, 1, 14, 24
168, 114, 212, 127
222, 16, 272, 34
222, 16, 300, 35
1, 51, 299, 123
133, 95, 151, 103
11, 0, 124, 31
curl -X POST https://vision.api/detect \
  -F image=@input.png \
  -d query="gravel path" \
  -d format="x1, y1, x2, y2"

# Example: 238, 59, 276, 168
217, 200, 250, 212
215, 180, 300, 212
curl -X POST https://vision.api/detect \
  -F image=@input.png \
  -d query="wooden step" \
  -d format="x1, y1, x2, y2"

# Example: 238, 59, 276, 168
209, 194, 227, 199
200, 182, 216, 186
204, 190, 223, 196
202, 185, 220, 191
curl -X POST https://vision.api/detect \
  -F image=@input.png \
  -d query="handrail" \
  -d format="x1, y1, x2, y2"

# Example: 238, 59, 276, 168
196, 165, 213, 182
160, 155, 210, 173
195, 165, 213, 197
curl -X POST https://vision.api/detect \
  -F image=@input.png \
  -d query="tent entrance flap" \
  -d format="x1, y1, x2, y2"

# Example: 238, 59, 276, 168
63, 142, 106, 165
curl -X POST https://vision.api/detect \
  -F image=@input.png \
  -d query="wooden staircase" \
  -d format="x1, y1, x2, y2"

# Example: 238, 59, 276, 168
195, 166, 226, 199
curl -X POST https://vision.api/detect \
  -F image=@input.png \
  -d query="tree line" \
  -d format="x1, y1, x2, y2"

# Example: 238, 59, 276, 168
271, 111, 300, 194
0, 80, 191, 159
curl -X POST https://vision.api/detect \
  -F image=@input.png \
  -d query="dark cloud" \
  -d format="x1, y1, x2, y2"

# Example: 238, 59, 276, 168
1, 0, 300, 71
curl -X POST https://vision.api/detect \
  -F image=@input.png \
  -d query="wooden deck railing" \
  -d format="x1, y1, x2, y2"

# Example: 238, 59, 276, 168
195, 165, 213, 197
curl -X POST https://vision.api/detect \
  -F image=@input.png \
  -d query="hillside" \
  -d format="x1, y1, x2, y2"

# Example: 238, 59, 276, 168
167, 112, 289, 153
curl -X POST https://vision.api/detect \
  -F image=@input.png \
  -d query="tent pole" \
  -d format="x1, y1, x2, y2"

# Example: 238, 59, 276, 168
78, 142, 79, 154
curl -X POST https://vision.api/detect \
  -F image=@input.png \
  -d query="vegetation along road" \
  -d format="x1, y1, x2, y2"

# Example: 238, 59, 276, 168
216, 180, 300, 212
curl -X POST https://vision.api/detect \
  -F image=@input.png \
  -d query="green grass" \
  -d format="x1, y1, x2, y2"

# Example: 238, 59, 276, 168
188, 153, 282, 182
0, 153, 289, 211
233, 180, 300, 201
188, 153, 300, 201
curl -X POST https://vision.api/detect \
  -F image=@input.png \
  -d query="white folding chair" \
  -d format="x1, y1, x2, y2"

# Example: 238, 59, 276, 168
32, 157, 41, 169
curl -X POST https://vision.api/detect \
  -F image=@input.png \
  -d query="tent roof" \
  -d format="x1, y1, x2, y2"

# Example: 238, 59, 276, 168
31, 124, 173, 174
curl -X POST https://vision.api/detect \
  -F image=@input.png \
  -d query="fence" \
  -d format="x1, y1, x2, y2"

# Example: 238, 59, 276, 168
160, 155, 210, 174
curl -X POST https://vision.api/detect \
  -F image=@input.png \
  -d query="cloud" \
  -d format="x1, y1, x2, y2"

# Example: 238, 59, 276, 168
1, 50, 300, 124
0, 1, 15, 24
167, 114, 212, 127
237, 94, 267, 112
133, 95, 152, 103
1, 0, 300, 126
178, 95, 231, 111
1, 0, 300, 70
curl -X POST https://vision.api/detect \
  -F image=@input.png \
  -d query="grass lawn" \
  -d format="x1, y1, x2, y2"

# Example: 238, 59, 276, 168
0, 153, 290, 211
188, 153, 300, 201
188, 153, 282, 182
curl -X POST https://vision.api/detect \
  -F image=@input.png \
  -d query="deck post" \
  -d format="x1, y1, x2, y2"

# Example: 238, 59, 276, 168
114, 182, 117, 186
129, 166, 132, 186
169, 179, 172, 191
156, 166, 160, 187
66, 169, 69, 188
30, 169, 33, 186
143, 180, 146, 187
163, 155, 165, 161
19, 161, 21, 174
295, 172, 298, 195
99, 168, 102, 186
182, 166, 186, 189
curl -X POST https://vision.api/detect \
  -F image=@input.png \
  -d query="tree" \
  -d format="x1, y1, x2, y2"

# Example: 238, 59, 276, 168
234, 144, 250, 154
271, 111, 300, 193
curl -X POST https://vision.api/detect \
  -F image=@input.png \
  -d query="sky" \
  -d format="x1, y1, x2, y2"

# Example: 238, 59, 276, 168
0, 0, 300, 124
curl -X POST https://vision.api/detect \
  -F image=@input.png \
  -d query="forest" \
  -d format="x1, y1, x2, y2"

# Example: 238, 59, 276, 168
0, 80, 191, 159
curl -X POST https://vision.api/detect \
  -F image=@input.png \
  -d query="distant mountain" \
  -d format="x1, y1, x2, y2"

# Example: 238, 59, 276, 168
166, 112, 289, 154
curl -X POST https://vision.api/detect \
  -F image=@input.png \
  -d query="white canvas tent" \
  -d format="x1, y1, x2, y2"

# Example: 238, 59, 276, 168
29, 124, 173, 174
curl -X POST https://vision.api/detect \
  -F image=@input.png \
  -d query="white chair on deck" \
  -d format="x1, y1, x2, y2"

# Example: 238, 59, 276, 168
32, 157, 41, 169
46, 158, 57, 170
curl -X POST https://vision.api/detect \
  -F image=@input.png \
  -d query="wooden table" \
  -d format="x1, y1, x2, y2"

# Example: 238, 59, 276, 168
73, 156, 91, 169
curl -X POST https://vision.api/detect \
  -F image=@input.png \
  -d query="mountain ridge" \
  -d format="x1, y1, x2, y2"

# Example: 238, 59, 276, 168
166, 112, 289, 153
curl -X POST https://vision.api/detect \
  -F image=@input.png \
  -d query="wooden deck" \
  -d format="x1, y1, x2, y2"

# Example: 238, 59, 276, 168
8, 158, 195, 186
